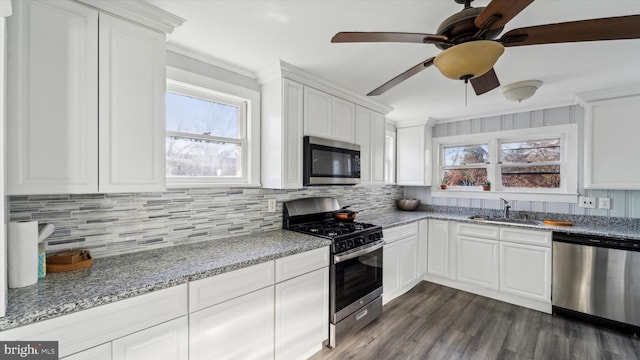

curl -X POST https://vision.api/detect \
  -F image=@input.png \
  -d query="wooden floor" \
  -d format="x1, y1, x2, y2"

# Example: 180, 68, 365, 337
310, 281, 640, 360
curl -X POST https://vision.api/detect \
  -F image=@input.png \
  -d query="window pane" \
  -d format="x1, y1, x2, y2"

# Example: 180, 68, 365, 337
444, 145, 488, 166
443, 168, 487, 187
501, 139, 560, 164
501, 165, 560, 188
166, 92, 241, 139
166, 137, 241, 177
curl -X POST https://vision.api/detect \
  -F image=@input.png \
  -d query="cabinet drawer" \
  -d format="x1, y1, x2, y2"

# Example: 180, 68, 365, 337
500, 227, 551, 247
384, 222, 418, 244
456, 222, 499, 240
275, 246, 329, 283
0, 284, 188, 358
189, 261, 275, 312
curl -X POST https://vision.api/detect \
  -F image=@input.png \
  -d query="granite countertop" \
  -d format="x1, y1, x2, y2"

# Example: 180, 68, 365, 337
0, 230, 331, 331
359, 210, 640, 241
3, 208, 639, 332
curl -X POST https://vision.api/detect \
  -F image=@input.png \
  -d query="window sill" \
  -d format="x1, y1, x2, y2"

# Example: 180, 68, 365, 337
431, 189, 578, 203
167, 182, 261, 189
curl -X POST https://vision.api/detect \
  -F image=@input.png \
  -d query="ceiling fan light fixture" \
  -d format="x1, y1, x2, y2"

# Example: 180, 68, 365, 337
501, 80, 543, 102
433, 40, 504, 80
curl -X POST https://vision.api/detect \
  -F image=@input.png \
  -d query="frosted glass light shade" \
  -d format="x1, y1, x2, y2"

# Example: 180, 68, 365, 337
434, 41, 505, 80
501, 80, 543, 102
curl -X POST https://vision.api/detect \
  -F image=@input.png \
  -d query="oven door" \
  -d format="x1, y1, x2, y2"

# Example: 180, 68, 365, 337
303, 136, 360, 186
331, 240, 384, 324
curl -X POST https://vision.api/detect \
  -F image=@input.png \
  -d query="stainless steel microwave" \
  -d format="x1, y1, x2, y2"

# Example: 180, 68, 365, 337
303, 136, 361, 186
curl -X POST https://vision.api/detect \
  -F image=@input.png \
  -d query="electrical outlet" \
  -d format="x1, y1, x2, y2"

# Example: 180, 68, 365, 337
268, 199, 276, 212
579, 196, 596, 209
598, 197, 611, 210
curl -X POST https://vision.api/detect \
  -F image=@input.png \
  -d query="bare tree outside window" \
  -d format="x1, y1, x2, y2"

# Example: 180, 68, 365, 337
500, 139, 560, 188
443, 144, 489, 187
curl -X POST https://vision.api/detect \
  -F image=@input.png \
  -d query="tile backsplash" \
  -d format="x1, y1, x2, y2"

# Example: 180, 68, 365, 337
9, 186, 403, 258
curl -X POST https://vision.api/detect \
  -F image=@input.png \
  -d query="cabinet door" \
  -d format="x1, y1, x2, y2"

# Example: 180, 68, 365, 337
500, 242, 551, 302
396, 125, 432, 186
584, 94, 640, 189
427, 220, 449, 277
112, 316, 188, 360
7, 0, 98, 195
383, 240, 400, 302
275, 267, 329, 360
371, 112, 386, 184
332, 97, 355, 143
282, 78, 304, 189
383, 235, 418, 304
456, 235, 499, 290
99, 13, 166, 193
304, 86, 332, 139
189, 286, 274, 360
417, 219, 428, 277
355, 107, 372, 185
62, 343, 111, 360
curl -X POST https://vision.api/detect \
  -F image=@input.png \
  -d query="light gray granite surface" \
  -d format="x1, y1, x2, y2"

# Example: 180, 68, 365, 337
359, 210, 640, 241
1, 230, 330, 331
4, 208, 639, 332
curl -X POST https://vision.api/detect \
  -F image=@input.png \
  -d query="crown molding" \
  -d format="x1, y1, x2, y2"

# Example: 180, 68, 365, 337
256, 60, 394, 115
575, 84, 640, 107
77, 0, 184, 34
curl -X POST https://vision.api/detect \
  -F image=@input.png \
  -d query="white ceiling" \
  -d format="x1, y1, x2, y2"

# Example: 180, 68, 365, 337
146, 0, 640, 123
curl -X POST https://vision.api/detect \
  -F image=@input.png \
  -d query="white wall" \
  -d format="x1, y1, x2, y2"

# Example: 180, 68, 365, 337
406, 105, 640, 218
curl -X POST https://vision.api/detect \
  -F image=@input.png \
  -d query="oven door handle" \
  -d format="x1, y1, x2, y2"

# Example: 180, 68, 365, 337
334, 240, 385, 264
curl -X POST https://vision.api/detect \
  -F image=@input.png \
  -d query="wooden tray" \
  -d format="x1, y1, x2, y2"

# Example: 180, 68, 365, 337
47, 257, 93, 272
543, 220, 574, 227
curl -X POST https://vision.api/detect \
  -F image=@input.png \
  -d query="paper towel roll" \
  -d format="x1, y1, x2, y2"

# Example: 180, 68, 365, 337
8, 220, 39, 288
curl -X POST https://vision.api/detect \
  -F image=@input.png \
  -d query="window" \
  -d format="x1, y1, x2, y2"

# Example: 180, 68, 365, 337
433, 125, 578, 201
166, 79, 256, 186
499, 139, 560, 189
442, 144, 489, 187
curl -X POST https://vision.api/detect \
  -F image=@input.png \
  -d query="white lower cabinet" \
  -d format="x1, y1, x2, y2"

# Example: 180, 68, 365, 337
62, 343, 111, 360
425, 220, 552, 313
426, 219, 450, 278
189, 286, 275, 360
499, 241, 551, 302
275, 267, 329, 360
112, 317, 188, 360
383, 223, 419, 304
456, 235, 499, 290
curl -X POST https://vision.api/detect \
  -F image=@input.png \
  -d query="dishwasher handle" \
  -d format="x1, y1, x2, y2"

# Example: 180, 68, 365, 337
553, 231, 640, 252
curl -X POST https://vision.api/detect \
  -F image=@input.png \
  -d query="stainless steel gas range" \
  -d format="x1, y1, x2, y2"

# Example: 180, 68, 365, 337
283, 197, 384, 348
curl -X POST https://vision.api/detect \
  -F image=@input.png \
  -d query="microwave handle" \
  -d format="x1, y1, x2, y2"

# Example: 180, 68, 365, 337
334, 240, 385, 264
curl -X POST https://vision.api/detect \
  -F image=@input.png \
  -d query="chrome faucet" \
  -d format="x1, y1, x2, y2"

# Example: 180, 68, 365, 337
499, 198, 511, 218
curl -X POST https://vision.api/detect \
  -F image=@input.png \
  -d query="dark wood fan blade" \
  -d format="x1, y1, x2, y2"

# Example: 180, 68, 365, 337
332, 32, 448, 44
367, 57, 435, 96
500, 15, 640, 47
470, 68, 500, 95
475, 0, 534, 30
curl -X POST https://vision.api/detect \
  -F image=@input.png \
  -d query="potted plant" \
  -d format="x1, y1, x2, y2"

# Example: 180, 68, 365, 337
482, 180, 491, 191
440, 173, 450, 190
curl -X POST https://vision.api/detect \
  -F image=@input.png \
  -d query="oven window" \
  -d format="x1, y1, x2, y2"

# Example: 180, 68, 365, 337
311, 149, 354, 176
334, 250, 382, 313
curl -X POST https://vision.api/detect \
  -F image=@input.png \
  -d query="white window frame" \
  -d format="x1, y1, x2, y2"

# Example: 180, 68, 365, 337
432, 124, 578, 203
440, 142, 490, 189
166, 66, 260, 187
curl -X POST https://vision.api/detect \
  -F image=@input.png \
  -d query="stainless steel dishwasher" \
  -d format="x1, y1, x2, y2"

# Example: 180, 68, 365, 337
552, 232, 640, 332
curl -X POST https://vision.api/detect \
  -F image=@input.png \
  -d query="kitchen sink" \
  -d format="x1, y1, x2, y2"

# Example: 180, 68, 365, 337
468, 216, 542, 226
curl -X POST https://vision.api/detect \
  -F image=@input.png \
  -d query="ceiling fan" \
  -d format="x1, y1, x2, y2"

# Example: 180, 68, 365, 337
331, 0, 640, 97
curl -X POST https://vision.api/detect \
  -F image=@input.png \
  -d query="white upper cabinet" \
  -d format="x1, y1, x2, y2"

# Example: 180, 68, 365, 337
98, 13, 166, 192
579, 87, 640, 189
396, 123, 433, 186
7, 0, 99, 194
355, 106, 385, 185
7, 0, 174, 195
261, 77, 304, 189
303, 86, 355, 143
